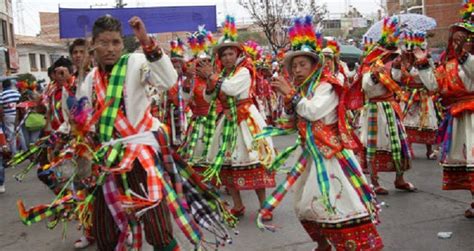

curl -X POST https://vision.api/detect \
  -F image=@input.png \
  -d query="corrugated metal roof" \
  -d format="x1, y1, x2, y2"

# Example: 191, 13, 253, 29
15, 35, 67, 48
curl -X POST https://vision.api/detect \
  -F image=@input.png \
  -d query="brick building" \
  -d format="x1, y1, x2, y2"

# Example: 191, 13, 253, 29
0, 0, 18, 74
38, 12, 61, 43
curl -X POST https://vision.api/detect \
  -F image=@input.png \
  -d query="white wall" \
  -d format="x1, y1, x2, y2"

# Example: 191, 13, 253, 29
16, 44, 68, 82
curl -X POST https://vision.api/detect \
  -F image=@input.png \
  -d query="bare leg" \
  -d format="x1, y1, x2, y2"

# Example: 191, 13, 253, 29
228, 188, 244, 210
255, 188, 266, 207
426, 144, 433, 159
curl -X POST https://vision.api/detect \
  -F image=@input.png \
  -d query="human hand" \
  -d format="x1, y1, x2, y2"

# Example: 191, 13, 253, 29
129, 16, 150, 46
270, 76, 293, 96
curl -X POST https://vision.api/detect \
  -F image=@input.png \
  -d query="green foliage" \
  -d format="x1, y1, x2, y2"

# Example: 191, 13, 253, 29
237, 31, 268, 45
16, 73, 36, 83
123, 35, 140, 53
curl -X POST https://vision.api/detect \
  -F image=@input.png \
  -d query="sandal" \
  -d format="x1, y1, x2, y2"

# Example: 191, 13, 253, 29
230, 206, 245, 217
374, 186, 389, 195
261, 210, 273, 222
464, 203, 474, 219
74, 236, 94, 249
426, 149, 438, 160
394, 182, 417, 192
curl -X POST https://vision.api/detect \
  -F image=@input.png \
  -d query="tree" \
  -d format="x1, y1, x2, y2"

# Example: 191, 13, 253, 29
123, 35, 140, 53
239, 0, 327, 53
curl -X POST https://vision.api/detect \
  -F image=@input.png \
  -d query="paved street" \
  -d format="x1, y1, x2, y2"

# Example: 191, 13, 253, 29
1, 135, 473, 251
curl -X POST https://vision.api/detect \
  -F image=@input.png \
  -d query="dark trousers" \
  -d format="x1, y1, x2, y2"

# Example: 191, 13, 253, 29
93, 161, 176, 250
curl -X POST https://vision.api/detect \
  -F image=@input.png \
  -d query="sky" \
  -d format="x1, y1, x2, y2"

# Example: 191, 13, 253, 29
14, 0, 383, 36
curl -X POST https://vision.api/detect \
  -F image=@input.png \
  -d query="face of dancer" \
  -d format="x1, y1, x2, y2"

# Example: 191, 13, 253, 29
71, 45, 87, 69
172, 59, 184, 75
219, 47, 239, 70
291, 56, 316, 85
93, 31, 124, 70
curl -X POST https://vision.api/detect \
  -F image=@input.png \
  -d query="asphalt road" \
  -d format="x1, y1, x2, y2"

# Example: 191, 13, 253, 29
1, 135, 473, 250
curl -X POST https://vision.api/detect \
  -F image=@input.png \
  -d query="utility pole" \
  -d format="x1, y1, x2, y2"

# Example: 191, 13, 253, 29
116, 0, 127, 8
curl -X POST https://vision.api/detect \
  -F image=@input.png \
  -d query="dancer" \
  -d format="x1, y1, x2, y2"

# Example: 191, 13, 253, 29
391, 32, 439, 159
200, 16, 275, 220
359, 17, 416, 195
262, 16, 382, 250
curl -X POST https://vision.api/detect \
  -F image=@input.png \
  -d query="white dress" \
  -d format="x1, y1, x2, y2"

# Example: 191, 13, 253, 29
206, 67, 276, 190
292, 83, 372, 223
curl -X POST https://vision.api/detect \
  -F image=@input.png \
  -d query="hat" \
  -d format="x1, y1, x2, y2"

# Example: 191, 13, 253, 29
213, 15, 241, 54
326, 40, 340, 56
170, 38, 186, 61
188, 26, 213, 60
363, 17, 401, 65
243, 40, 263, 62
445, 1, 474, 58
322, 47, 334, 57
283, 16, 322, 70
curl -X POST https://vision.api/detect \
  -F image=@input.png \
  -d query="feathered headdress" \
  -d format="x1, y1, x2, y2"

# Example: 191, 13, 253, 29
222, 15, 237, 42
363, 36, 375, 53
326, 40, 340, 55
461, 0, 474, 22
188, 26, 212, 59
378, 16, 401, 48
170, 38, 185, 59
403, 31, 426, 50
213, 15, 241, 53
289, 16, 322, 53
283, 16, 321, 70
243, 40, 263, 62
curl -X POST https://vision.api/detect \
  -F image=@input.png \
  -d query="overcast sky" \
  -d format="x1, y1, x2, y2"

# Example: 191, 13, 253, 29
14, 0, 383, 35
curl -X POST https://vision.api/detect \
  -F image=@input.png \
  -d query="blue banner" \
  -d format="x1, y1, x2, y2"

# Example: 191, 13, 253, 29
59, 6, 217, 38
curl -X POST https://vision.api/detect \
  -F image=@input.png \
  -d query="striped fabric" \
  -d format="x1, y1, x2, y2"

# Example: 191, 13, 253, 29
366, 103, 378, 160
203, 96, 238, 184
381, 102, 403, 173
257, 150, 309, 231
0, 89, 21, 116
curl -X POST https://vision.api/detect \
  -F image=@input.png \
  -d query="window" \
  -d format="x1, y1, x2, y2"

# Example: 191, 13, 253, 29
50, 54, 61, 65
1, 20, 7, 45
323, 20, 341, 29
29, 53, 37, 71
9, 23, 14, 46
40, 54, 47, 71
0, 19, 4, 45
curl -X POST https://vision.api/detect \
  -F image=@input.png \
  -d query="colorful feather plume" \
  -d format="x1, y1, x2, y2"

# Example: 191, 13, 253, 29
326, 40, 340, 55
222, 15, 238, 42
170, 38, 185, 59
378, 16, 401, 48
188, 25, 215, 58
461, 0, 474, 22
243, 40, 263, 62
289, 16, 321, 53
403, 31, 425, 50
16, 80, 37, 92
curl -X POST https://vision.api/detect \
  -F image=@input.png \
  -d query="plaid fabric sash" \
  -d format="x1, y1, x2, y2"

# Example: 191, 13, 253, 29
381, 102, 403, 173
366, 103, 378, 160
94, 58, 162, 202
94, 55, 162, 250
178, 116, 207, 163
203, 96, 237, 183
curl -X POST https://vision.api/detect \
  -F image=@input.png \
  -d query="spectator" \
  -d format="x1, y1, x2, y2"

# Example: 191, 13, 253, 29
0, 77, 23, 154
